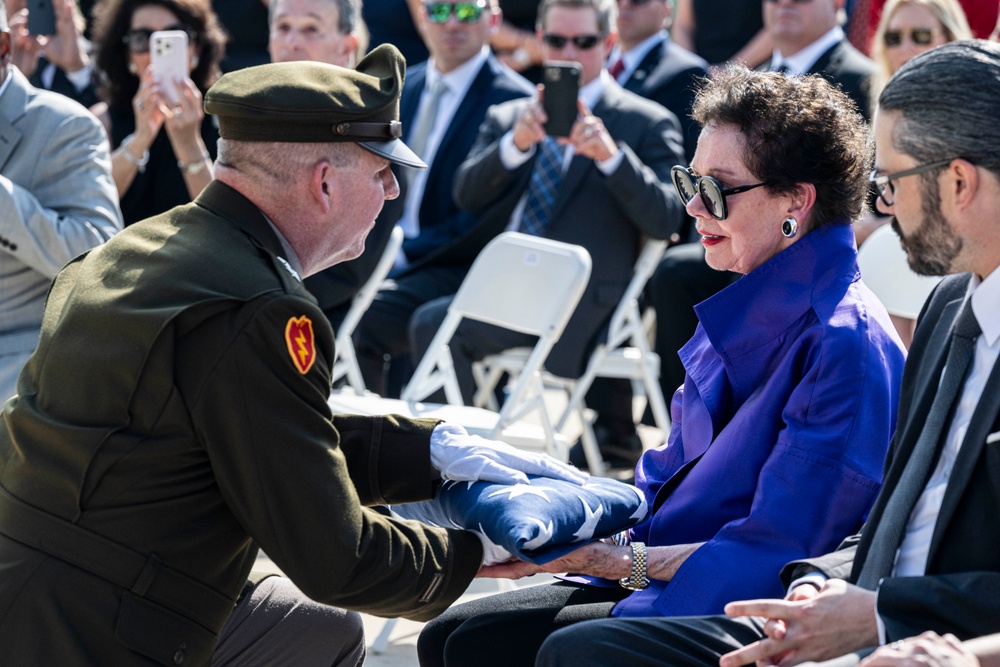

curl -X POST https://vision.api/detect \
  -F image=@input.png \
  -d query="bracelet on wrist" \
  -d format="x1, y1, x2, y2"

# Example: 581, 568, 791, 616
178, 150, 211, 176
619, 541, 649, 590
119, 133, 149, 173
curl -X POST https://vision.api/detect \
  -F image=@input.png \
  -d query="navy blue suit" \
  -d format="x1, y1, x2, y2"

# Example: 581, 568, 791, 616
618, 37, 708, 161
349, 55, 534, 394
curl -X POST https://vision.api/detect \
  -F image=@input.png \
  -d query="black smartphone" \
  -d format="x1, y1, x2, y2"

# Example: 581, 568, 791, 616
27, 0, 57, 36
542, 61, 581, 138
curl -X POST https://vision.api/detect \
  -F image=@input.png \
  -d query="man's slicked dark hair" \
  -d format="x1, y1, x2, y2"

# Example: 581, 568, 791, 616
879, 39, 1000, 180
693, 65, 872, 227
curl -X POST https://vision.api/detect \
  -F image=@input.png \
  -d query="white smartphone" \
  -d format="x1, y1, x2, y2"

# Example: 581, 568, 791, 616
150, 30, 189, 106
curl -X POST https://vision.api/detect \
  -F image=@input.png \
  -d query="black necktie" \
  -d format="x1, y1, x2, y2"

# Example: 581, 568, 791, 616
856, 300, 981, 590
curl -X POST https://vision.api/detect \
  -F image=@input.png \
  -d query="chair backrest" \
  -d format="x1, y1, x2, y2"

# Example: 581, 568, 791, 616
331, 225, 405, 392
403, 232, 592, 406
603, 238, 668, 350
450, 232, 593, 337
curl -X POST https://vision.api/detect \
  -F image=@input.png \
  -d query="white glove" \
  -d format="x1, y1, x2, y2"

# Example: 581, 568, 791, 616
430, 423, 588, 486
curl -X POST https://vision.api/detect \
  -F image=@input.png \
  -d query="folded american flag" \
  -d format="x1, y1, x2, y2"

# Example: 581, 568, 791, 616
392, 476, 648, 564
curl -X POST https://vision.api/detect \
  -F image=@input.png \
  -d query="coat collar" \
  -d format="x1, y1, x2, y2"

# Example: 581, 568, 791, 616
194, 180, 287, 261
693, 222, 859, 376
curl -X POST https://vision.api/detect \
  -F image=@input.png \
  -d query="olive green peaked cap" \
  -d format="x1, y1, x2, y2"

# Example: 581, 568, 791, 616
204, 44, 426, 168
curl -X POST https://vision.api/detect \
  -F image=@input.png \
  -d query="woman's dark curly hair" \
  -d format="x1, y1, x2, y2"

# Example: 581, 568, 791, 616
91, 0, 227, 111
692, 65, 873, 227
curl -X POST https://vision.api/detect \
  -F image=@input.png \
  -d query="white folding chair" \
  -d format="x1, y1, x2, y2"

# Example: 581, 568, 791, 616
328, 231, 592, 461
330, 226, 405, 394
473, 238, 671, 476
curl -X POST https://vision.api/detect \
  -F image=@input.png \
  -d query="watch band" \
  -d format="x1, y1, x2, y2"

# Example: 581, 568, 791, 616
619, 541, 649, 590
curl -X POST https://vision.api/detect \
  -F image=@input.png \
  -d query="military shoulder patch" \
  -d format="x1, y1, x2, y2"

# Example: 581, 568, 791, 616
285, 315, 316, 374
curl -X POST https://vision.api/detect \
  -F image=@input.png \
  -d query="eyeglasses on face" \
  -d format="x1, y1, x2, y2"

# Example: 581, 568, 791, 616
425, 0, 486, 23
883, 27, 938, 47
671, 165, 771, 220
123, 25, 196, 53
541, 33, 603, 50
869, 157, 957, 207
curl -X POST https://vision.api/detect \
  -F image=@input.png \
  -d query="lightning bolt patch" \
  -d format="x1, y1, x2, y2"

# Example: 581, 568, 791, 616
284, 315, 316, 374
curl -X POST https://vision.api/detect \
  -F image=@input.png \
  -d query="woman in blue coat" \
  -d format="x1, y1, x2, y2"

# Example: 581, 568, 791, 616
417, 64, 907, 666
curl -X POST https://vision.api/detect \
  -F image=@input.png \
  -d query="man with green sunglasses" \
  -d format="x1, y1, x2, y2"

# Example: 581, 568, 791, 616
351, 0, 534, 395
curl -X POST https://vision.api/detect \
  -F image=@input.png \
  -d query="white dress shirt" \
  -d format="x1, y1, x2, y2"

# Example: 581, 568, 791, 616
770, 26, 844, 75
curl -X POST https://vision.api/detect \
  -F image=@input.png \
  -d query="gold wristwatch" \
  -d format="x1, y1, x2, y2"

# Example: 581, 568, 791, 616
619, 541, 649, 590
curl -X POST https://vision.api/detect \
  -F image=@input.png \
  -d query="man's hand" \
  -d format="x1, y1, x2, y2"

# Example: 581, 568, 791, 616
563, 100, 618, 163
720, 579, 879, 667
9, 9, 42, 77
38, 0, 89, 74
860, 633, 980, 667
430, 424, 588, 486
512, 84, 548, 152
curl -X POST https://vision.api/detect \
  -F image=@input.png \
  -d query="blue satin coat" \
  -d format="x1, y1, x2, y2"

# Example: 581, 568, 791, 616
612, 223, 906, 617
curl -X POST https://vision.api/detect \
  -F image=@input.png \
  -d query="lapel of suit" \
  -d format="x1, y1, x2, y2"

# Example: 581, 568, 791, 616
399, 66, 425, 141
927, 343, 1000, 559
624, 43, 661, 94
550, 85, 619, 217
853, 295, 960, 572
433, 59, 491, 167
808, 41, 841, 76
0, 70, 29, 171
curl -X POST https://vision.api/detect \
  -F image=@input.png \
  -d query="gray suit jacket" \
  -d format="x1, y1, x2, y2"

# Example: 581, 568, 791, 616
783, 273, 1000, 643
452, 81, 686, 377
0, 67, 121, 400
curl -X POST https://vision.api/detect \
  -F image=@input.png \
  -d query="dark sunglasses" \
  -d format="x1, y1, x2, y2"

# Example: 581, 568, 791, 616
671, 165, 771, 220
425, 0, 486, 23
883, 27, 937, 47
542, 33, 603, 50
123, 25, 196, 53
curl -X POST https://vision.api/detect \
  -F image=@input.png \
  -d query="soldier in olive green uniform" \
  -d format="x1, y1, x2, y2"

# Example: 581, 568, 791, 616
0, 45, 584, 666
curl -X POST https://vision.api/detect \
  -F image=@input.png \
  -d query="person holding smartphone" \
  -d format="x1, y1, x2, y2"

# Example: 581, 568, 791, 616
89, 0, 226, 225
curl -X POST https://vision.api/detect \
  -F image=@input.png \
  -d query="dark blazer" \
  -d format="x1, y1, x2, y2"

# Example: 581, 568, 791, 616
0, 181, 484, 665
452, 81, 686, 377
764, 39, 875, 121
304, 55, 533, 325
619, 37, 708, 161
28, 57, 99, 109
783, 273, 1000, 643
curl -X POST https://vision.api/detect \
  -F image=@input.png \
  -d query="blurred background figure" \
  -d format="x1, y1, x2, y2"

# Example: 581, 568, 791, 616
213, 0, 269, 72
849, 0, 995, 53
268, 0, 364, 68
90, 0, 226, 226
853, 0, 970, 348
7, 0, 98, 106
671, 0, 771, 67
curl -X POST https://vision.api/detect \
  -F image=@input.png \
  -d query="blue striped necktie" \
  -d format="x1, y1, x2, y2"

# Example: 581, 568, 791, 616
519, 137, 564, 236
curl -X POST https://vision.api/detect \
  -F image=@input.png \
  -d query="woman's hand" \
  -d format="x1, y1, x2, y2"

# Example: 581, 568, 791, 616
132, 68, 165, 149
477, 541, 631, 581
162, 77, 206, 155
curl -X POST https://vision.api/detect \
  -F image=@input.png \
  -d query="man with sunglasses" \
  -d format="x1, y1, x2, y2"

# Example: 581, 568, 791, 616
534, 39, 1000, 667
607, 0, 707, 160
763, 0, 873, 118
408, 0, 685, 431
351, 0, 534, 395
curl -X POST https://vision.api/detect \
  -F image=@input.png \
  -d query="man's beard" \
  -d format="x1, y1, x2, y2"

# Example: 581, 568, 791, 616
890, 181, 963, 276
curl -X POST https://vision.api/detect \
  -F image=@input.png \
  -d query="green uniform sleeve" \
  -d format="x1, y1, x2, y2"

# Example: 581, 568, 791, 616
176, 293, 482, 620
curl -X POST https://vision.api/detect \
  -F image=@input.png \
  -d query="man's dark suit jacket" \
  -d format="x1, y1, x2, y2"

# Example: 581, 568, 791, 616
620, 37, 708, 161
783, 273, 1000, 643
304, 55, 533, 328
28, 57, 99, 109
451, 81, 686, 378
764, 38, 875, 121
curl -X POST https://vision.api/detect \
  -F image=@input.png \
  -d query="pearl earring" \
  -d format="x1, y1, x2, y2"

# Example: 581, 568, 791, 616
781, 217, 798, 238
128, 62, 138, 75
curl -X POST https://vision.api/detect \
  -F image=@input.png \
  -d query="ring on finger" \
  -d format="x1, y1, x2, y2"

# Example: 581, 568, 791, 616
136, 100, 144, 110
583, 126, 594, 138
172, 106, 182, 115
